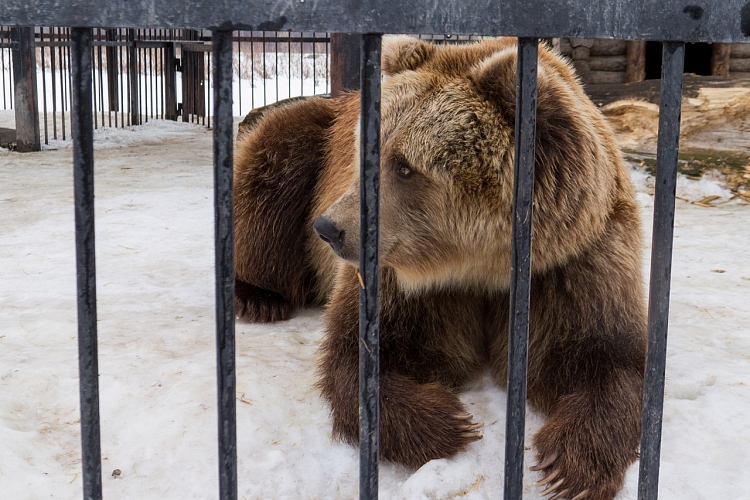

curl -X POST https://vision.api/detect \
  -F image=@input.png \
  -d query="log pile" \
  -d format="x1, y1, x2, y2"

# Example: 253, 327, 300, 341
588, 75, 750, 195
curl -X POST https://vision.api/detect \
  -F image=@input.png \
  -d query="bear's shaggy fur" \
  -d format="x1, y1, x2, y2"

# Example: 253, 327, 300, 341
233, 37, 647, 500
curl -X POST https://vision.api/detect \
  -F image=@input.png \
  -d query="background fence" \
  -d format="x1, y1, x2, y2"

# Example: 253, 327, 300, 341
0, 28, 481, 145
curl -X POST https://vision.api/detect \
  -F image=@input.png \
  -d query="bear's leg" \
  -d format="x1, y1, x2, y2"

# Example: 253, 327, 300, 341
319, 356, 484, 469
234, 278, 292, 323
529, 366, 642, 500
233, 96, 336, 321
318, 267, 487, 468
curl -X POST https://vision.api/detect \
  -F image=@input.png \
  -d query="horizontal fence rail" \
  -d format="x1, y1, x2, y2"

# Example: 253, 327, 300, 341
0, 0, 733, 499
0, 0, 749, 42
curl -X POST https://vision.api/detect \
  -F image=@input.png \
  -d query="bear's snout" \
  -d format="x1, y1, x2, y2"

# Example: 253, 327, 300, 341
314, 216, 345, 254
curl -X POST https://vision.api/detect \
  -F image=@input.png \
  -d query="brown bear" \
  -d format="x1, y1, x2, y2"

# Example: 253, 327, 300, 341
233, 37, 647, 500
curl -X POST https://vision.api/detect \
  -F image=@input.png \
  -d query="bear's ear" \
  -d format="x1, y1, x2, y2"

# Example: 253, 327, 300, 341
382, 36, 437, 75
470, 48, 549, 120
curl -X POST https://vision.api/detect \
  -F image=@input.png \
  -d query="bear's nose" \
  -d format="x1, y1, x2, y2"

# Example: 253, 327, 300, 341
314, 216, 345, 254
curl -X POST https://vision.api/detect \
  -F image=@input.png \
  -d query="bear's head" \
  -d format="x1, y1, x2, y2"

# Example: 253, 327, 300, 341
315, 37, 629, 294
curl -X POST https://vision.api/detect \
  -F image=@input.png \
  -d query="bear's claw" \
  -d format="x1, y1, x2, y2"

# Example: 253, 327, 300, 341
534, 468, 560, 487
461, 422, 483, 432
534, 461, 592, 499
454, 413, 474, 421
530, 451, 559, 471
540, 478, 565, 496
548, 488, 570, 500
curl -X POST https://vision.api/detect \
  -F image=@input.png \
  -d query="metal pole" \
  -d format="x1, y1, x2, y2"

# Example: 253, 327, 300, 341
504, 37, 538, 500
71, 26, 103, 500
212, 28, 237, 500
638, 40, 685, 500
358, 33, 382, 500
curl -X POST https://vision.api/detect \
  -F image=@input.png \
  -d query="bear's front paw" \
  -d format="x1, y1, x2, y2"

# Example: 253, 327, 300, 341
378, 377, 483, 468
531, 410, 639, 500
235, 280, 292, 322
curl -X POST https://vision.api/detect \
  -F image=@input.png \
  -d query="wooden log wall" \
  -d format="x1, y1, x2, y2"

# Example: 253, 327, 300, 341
557, 38, 629, 84
730, 43, 750, 79
559, 39, 750, 83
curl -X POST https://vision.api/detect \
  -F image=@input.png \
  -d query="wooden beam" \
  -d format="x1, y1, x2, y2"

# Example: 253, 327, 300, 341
330, 33, 361, 98
625, 40, 646, 83
11, 27, 40, 152
711, 43, 731, 76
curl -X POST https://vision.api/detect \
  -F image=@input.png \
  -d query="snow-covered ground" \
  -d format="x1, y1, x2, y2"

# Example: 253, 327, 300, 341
0, 111, 749, 499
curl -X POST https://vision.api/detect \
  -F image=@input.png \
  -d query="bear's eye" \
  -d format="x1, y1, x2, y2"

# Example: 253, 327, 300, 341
394, 160, 413, 179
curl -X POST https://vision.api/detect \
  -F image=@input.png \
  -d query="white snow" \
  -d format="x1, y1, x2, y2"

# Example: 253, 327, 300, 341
1, 51, 329, 134
0, 111, 749, 499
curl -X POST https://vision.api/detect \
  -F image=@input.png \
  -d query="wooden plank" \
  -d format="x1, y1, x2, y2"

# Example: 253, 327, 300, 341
729, 56, 750, 72
164, 43, 178, 120
11, 26, 40, 152
711, 43, 731, 76
625, 40, 646, 83
330, 33, 361, 98
730, 43, 750, 58
589, 54, 627, 71
587, 69, 626, 84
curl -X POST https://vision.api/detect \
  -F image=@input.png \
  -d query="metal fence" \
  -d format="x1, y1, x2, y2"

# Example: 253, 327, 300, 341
0, 0, 748, 499
0, 28, 481, 148
0, 28, 333, 142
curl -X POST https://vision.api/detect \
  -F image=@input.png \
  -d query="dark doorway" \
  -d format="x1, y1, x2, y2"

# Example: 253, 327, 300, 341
645, 41, 714, 79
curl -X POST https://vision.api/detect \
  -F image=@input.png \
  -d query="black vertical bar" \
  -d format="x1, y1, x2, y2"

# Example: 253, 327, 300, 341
207, 50, 211, 128
275, 34, 279, 102
359, 33, 381, 500
312, 33, 316, 95
50, 29, 57, 139
638, 41, 685, 500
504, 37, 538, 500
250, 32, 255, 108
71, 27, 103, 500
128, 29, 139, 125
237, 36, 242, 116
91, 42, 98, 130
60, 28, 67, 140
118, 30, 125, 127
262, 31, 266, 106
40, 29, 49, 145
212, 28, 237, 500
58, 28, 72, 141
96, 32, 104, 127
1, 40, 6, 109
164, 41, 177, 120
105, 29, 118, 117
151, 39, 155, 120
300, 34, 303, 96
